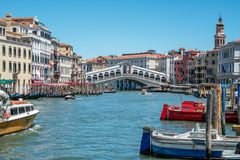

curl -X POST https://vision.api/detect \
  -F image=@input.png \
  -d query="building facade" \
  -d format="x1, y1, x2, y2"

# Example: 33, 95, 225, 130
107, 51, 163, 71
58, 43, 73, 82
3, 14, 53, 84
0, 20, 32, 93
217, 40, 240, 84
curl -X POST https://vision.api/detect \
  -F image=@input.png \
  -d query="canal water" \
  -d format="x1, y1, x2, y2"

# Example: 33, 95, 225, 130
0, 92, 234, 160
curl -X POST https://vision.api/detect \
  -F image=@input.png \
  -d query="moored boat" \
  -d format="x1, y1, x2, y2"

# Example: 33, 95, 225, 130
0, 90, 39, 136
160, 101, 237, 123
140, 123, 240, 159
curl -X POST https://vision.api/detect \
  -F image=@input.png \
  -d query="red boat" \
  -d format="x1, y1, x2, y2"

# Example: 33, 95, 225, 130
160, 101, 237, 123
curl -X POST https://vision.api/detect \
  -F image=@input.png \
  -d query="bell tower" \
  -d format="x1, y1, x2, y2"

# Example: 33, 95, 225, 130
214, 16, 226, 49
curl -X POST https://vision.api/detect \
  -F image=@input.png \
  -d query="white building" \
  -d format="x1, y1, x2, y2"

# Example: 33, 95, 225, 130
8, 15, 52, 83
107, 51, 163, 71
59, 55, 72, 82
217, 40, 240, 84
159, 54, 182, 83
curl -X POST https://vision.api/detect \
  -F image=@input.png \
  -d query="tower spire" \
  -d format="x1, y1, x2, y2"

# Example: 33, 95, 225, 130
214, 15, 226, 49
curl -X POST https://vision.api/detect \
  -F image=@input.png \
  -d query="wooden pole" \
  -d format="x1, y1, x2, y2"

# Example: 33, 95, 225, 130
237, 82, 240, 124
221, 86, 226, 135
206, 91, 213, 159
212, 90, 218, 131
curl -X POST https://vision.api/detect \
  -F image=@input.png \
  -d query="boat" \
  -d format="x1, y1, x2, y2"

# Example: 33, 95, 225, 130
104, 90, 116, 93
64, 94, 75, 100
9, 93, 25, 100
0, 90, 39, 136
160, 101, 205, 121
142, 89, 148, 95
140, 123, 240, 159
160, 101, 237, 123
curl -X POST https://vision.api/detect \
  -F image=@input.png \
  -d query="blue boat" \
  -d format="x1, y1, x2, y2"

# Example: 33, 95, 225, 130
140, 123, 240, 159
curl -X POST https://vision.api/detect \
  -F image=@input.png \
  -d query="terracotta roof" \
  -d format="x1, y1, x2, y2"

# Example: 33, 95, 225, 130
12, 17, 35, 22
60, 43, 72, 48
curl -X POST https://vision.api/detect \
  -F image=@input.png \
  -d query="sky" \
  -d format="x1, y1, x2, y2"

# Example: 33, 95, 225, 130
1, 0, 240, 58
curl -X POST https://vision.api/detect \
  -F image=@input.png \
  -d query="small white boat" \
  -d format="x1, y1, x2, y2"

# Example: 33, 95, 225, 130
140, 123, 240, 159
141, 89, 148, 95
64, 95, 75, 100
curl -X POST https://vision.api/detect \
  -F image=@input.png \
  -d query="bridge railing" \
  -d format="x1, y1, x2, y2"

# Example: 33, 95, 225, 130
90, 73, 166, 85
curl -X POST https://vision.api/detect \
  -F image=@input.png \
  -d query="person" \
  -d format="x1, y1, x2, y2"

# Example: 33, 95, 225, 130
3, 110, 10, 119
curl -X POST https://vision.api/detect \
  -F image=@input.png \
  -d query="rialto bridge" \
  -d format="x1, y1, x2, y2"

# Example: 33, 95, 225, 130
84, 62, 167, 90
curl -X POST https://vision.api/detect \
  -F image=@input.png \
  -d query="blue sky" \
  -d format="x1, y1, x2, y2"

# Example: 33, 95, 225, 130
1, 0, 240, 58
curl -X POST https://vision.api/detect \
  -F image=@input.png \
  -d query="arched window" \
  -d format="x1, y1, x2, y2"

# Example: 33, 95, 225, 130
93, 74, 97, 82
87, 76, 92, 82
155, 75, 160, 81
110, 70, 115, 77
144, 72, 149, 78
98, 73, 103, 80
104, 72, 109, 78
139, 71, 143, 76
150, 74, 154, 79
133, 70, 138, 75
161, 77, 166, 83
116, 69, 121, 76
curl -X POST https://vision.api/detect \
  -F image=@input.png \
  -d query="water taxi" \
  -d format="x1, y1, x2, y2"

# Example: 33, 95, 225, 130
0, 90, 39, 136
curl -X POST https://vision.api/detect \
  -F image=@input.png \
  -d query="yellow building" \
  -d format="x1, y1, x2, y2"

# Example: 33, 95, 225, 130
0, 20, 32, 94
59, 43, 73, 56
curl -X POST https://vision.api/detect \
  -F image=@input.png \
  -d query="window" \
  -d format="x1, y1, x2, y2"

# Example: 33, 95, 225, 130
3, 28, 5, 36
12, 27, 17, 32
23, 49, 26, 59
18, 62, 21, 73
9, 61, 12, 72
23, 63, 26, 73
13, 62, 16, 73
2, 60, 6, 72
9, 47, 12, 57
18, 48, 21, 58
26, 106, 31, 112
28, 63, 31, 73
10, 108, 18, 115
33, 31, 37, 35
2, 45, 6, 56
13, 47, 16, 57
31, 106, 34, 110
18, 107, 25, 114
28, 50, 31, 60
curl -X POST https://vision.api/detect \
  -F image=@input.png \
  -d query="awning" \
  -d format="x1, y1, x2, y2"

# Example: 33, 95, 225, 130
0, 79, 15, 84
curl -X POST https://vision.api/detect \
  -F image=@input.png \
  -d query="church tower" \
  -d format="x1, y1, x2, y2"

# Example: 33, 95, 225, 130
214, 16, 226, 49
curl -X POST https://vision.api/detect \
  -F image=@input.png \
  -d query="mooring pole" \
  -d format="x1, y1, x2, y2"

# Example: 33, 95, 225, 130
206, 91, 213, 159
212, 89, 218, 131
238, 80, 240, 124
221, 85, 226, 135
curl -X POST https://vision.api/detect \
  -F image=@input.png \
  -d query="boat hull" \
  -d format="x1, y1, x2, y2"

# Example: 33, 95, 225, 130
160, 105, 237, 123
140, 127, 238, 159
0, 113, 38, 136
151, 144, 223, 159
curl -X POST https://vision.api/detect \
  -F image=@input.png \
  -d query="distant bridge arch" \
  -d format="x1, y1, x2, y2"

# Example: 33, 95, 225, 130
84, 62, 167, 88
